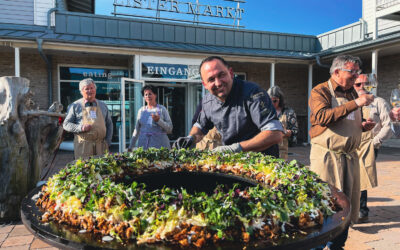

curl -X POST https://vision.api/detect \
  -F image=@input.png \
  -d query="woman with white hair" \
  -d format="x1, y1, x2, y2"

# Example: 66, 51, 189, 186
267, 85, 298, 160
63, 78, 113, 159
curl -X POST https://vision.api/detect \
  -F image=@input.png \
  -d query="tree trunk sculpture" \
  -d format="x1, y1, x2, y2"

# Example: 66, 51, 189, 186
0, 76, 64, 221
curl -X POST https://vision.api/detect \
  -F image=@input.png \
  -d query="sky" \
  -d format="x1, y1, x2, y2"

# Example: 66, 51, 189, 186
96, 0, 362, 36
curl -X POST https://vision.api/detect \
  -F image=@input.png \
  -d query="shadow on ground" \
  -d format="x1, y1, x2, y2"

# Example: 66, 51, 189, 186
352, 205, 400, 234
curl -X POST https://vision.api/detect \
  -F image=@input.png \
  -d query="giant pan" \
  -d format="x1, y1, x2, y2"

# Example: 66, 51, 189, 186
21, 168, 350, 250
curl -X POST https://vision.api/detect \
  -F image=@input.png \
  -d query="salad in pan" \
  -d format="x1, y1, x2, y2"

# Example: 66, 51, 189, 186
36, 148, 338, 248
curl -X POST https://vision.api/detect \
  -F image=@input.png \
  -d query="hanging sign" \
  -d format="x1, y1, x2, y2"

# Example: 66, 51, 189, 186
113, 0, 246, 28
142, 63, 200, 80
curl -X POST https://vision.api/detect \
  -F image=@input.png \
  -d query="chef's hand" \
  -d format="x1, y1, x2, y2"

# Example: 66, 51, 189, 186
172, 136, 195, 149
212, 143, 242, 153
82, 124, 92, 132
362, 118, 376, 131
284, 130, 292, 138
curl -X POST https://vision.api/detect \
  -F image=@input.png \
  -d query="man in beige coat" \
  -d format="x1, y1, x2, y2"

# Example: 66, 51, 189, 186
309, 55, 375, 249
354, 74, 393, 222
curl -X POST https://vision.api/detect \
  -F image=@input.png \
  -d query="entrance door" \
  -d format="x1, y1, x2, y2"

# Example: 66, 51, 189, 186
120, 78, 144, 152
146, 82, 187, 141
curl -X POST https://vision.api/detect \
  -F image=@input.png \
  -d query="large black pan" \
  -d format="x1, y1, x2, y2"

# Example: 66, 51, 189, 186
21, 171, 350, 250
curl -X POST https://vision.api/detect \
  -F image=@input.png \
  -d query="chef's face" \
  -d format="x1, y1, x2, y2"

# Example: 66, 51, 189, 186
201, 59, 234, 102
81, 83, 96, 102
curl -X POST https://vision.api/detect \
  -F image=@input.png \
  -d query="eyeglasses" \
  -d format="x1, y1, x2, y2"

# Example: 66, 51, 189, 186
272, 99, 279, 103
354, 82, 368, 87
341, 68, 362, 75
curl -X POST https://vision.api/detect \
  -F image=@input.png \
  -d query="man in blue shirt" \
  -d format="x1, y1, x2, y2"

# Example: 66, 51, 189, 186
174, 56, 283, 157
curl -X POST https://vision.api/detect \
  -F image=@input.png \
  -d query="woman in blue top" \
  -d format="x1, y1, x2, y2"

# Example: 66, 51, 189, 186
128, 85, 173, 150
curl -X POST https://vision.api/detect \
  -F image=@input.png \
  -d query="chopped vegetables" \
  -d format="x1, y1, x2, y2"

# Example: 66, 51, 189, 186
36, 148, 337, 248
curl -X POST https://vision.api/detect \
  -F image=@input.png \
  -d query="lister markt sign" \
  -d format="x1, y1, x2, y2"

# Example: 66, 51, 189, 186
113, 0, 246, 27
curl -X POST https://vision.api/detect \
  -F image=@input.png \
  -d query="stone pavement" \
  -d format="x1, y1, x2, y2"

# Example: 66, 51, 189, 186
1, 146, 399, 249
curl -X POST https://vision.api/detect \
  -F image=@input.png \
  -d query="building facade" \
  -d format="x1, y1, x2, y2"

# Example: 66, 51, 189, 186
1, 0, 399, 148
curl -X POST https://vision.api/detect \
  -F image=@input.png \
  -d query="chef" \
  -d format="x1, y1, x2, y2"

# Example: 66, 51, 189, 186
173, 56, 283, 156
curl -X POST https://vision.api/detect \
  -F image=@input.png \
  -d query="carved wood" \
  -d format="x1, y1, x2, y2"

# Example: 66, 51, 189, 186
0, 76, 64, 221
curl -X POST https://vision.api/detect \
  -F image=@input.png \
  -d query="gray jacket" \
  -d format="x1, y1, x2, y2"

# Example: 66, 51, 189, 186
368, 96, 393, 148
63, 98, 113, 145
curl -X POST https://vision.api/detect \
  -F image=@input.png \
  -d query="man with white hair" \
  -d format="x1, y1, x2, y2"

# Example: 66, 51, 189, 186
63, 78, 113, 159
309, 55, 375, 248
353, 74, 393, 222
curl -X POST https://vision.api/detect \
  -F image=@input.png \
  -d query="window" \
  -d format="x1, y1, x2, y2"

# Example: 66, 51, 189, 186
234, 72, 247, 81
59, 66, 129, 142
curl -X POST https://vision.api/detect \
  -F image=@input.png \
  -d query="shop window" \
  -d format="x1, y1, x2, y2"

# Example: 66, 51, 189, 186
59, 66, 129, 143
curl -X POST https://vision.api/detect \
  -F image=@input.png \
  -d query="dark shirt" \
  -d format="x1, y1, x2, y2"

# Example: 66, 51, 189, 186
194, 78, 283, 157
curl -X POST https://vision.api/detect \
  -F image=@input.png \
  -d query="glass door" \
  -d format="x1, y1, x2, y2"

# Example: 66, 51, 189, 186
145, 82, 187, 141
120, 78, 144, 152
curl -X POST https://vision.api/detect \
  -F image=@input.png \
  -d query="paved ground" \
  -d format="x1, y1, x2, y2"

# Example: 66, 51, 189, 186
1, 146, 399, 249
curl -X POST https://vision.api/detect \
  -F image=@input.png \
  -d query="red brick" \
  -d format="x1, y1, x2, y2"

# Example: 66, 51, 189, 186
0, 245, 30, 250
0, 225, 14, 234
33, 248, 59, 250
0, 233, 7, 243
1, 235, 34, 247
9, 225, 31, 237
30, 238, 52, 249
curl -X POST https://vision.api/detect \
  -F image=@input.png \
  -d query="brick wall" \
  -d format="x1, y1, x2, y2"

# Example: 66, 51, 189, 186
228, 61, 270, 89
362, 54, 400, 102
0, 51, 48, 109
0, 50, 130, 109
228, 61, 314, 143
52, 54, 130, 110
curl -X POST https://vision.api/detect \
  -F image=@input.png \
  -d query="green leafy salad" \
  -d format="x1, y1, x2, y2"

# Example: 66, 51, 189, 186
36, 148, 337, 248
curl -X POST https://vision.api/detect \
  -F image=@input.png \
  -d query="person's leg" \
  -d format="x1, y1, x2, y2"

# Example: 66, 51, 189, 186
329, 226, 349, 250
359, 190, 369, 221
358, 148, 379, 222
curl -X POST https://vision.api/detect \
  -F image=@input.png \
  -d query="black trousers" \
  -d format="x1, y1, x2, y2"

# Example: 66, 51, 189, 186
360, 190, 369, 216
330, 226, 349, 250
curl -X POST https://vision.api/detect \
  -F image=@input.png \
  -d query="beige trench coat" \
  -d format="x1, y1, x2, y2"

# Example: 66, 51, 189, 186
357, 106, 378, 190
74, 100, 108, 159
310, 80, 362, 224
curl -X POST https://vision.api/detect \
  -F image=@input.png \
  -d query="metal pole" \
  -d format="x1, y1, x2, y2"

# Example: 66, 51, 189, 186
15, 47, 20, 77
270, 62, 275, 87
307, 64, 313, 143
372, 50, 378, 75
121, 78, 126, 152
373, 0, 378, 39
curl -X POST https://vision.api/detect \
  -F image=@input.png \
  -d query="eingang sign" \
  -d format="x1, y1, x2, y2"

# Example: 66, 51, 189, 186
142, 63, 200, 80
113, 0, 246, 28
